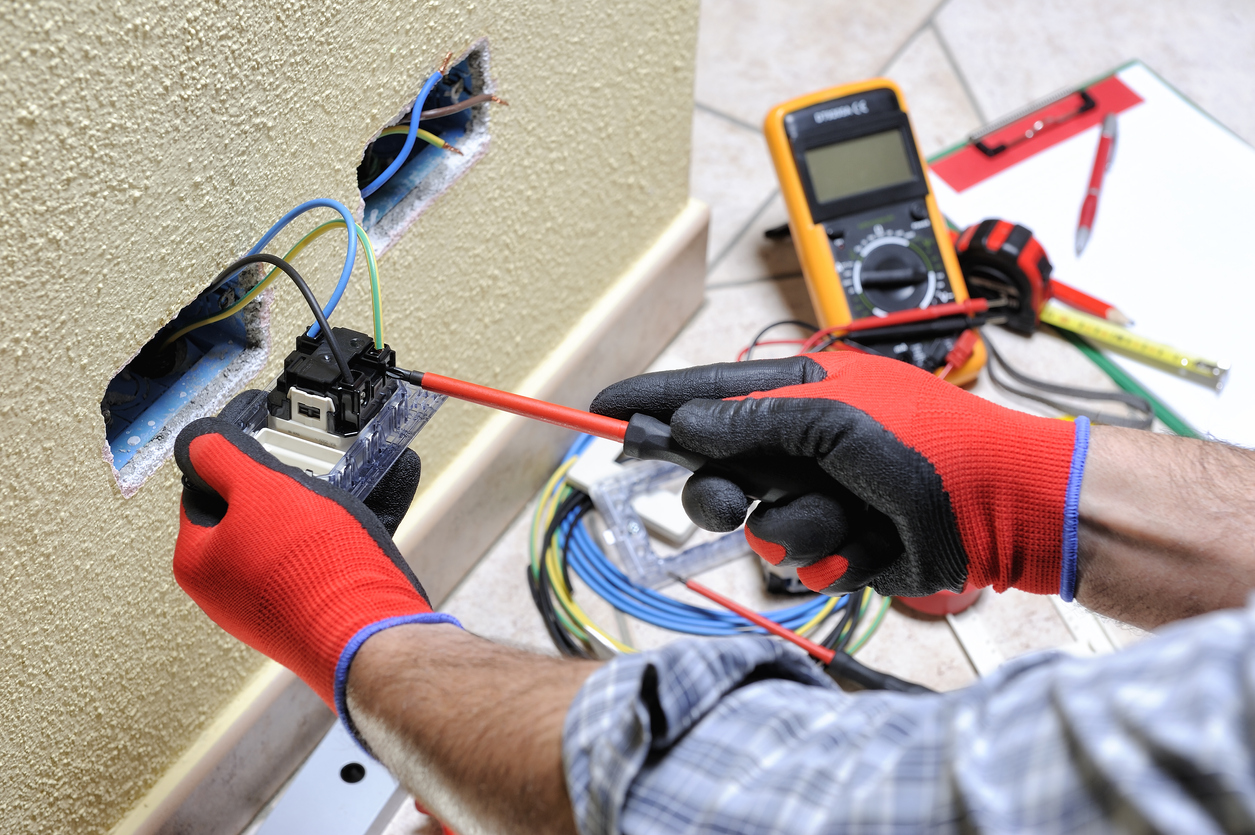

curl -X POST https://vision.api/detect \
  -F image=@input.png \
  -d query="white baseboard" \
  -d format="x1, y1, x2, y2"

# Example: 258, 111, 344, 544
112, 198, 709, 835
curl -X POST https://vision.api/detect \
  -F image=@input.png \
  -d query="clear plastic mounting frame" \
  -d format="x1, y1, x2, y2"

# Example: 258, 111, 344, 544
589, 460, 752, 589
235, 380, 445, 502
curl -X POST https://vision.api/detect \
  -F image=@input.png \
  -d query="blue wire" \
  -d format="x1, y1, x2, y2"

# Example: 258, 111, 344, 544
245, 198, 358, 339
361, 70, 445, 198
546, 448, 840, 636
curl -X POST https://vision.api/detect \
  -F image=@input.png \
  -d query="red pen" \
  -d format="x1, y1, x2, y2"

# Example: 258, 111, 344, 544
1075, 113, 1118, 255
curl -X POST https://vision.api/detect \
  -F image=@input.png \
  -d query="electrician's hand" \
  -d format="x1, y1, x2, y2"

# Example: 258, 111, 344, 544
171, 391, 458, 716
591, 353, 1088, 598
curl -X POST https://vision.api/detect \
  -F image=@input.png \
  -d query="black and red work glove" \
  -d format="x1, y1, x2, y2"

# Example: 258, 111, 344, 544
172, 392, 459, 723
591, 353, 1089, 600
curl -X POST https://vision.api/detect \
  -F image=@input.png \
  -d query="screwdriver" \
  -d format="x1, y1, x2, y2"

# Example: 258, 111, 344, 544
388, 368, 834, 505
672, 573, 933, 694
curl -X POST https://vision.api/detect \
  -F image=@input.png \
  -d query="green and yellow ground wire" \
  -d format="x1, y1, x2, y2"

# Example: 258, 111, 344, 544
163, 220, 383, 351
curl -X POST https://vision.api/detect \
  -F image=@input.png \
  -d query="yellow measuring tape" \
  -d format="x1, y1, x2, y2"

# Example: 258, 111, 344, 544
1040, 300, 1229, 391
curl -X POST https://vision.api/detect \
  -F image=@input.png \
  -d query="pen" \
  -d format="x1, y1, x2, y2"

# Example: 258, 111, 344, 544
1075, 112, 1118, 255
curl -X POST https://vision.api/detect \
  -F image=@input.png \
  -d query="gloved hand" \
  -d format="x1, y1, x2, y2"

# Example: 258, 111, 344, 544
172, 391, 458, 719
591, 353, 1089, 599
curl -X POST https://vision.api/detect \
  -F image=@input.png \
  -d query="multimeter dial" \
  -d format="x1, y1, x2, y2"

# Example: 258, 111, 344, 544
838, 220, 955, 319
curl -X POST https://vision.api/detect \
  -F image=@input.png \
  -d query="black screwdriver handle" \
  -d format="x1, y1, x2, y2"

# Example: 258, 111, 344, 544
621, 413, 832, 505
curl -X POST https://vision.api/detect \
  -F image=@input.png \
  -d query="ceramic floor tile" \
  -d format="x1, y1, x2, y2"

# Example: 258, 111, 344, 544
882, 25, 983, 157
935, 0, 1255, 143
858, 605, 978, 691
704, 193, 801, 288
694, 0, 943, 128
654, 274, 817, 368
973, 588, 1074, 661
689, 108, 779, 262
440, 495, 560, 656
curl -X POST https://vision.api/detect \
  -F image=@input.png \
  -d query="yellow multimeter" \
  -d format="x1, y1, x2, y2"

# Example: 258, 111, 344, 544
765, 79, 985, 384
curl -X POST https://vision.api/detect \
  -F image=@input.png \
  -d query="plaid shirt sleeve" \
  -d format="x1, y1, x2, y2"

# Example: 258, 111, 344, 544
563, 601, 1255, 835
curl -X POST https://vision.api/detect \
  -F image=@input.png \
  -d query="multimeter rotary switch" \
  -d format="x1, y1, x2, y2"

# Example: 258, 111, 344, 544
764, 78, 986, 385
851, 230, 941, 315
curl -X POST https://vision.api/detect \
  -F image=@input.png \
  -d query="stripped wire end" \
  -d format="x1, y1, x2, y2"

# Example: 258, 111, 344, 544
442, 142, 464, 156
490, 94, 509, 106
439, 51, 454, 75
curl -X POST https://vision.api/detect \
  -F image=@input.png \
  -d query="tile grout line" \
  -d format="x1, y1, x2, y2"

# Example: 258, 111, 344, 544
694, 101, 762, 134
930, 19, 989, 124
876, 0, 950, 75
706, 188, 780, 275
707, 272, 804, 291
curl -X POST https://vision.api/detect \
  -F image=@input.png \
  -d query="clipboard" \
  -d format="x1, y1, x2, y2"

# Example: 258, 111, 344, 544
927, 61, 1255, 447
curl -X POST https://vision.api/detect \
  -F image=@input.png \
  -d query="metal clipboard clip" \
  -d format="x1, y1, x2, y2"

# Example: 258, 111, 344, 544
970, 87, 1097, 157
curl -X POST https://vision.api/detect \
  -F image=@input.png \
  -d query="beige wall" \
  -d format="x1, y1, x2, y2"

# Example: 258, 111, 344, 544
0, 2, 698, 831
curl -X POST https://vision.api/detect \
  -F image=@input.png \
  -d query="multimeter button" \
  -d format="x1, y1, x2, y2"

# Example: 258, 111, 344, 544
825, 225, 844, 239
909, 201, 928, 221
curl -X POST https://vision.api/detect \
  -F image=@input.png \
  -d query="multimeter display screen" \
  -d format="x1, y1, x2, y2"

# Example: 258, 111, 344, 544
804, 129, 915, 204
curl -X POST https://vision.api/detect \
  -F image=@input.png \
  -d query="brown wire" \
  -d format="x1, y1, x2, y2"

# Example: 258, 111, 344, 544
420, 94, 508, 120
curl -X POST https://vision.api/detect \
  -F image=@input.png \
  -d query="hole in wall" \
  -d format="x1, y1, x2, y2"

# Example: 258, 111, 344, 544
359, 41, 494, 255
101, 267, 271, 497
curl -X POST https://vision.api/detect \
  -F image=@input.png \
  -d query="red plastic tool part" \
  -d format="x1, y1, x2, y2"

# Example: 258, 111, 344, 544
896, 582, 983, 616
417, 372, 629, 442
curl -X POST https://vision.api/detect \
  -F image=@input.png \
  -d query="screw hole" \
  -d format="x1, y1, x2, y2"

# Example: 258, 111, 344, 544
340, 762, 366, 783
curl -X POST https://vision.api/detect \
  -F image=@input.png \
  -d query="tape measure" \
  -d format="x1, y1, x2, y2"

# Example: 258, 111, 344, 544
955, 219, 1051, 335
955, 217, 1229, 392
1039, 302, 1229, 391
764, 79, 985, 385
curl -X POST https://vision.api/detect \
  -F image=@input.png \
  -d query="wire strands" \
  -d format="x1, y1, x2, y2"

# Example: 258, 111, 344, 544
212, 254, 353, 382
419, 93, 507, 120
379, 125, 463, 155
361, 69, 445, 198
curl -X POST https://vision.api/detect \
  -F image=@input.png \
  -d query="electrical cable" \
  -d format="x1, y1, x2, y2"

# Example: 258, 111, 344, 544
739, 319, 818, 361
1051, 326, 1201, 438
419, 92, 507, 120
379, 125, 463, 156
847, 595, 891, 655
162, 221, 383, 351
361, 69, 445, 198
981, 329, 1154, 428
242, 199, 358, 339
207, 254, 353, 382
528, 438, 850, 651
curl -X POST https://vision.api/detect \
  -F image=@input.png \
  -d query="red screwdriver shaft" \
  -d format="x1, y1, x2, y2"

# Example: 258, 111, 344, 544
678, 576, 836, 664
412, 371, 630, 443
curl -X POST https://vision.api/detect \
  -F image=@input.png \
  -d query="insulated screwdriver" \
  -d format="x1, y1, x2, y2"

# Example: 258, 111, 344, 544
388, 368, 836, 505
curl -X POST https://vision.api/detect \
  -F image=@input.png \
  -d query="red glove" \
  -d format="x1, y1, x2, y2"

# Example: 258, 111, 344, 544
591, 352, 1089, 599
172, 403, 459, 720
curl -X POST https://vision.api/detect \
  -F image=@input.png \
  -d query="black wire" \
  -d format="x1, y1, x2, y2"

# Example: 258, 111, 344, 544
205, 254, 354, 383
981, 329, 1153, 429
532, 491, 597, 658
744, 319, 818, 361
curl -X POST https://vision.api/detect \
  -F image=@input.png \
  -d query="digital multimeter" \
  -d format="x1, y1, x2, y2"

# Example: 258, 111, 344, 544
765, 79, 985, 384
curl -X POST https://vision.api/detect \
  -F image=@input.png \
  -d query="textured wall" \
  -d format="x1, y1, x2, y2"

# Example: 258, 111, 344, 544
0, 2, 698, 831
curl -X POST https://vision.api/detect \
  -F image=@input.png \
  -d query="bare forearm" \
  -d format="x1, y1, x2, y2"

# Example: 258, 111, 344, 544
346, 624, 600, 835
1077, 425, 1255, 628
